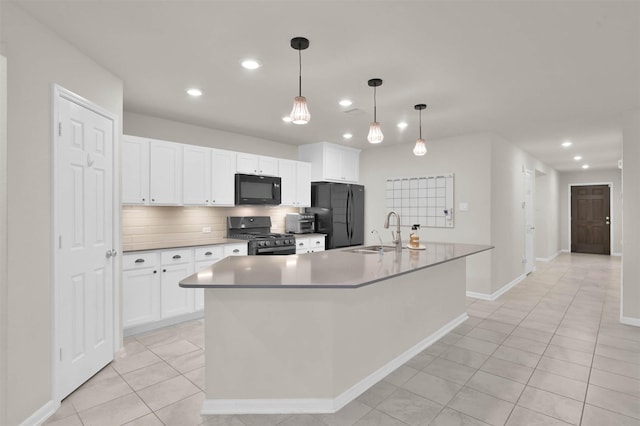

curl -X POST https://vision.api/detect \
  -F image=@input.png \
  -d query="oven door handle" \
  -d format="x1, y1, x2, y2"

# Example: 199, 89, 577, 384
255, 245, 296, 255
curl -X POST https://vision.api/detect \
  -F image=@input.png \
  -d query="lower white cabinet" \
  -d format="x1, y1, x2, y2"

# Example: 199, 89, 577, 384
122, 241, 248, 334
294, 235, 326, 254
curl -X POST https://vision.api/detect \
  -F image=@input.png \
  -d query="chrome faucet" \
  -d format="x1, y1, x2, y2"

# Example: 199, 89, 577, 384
384, 211, 402, 252
371, 229, 384, 251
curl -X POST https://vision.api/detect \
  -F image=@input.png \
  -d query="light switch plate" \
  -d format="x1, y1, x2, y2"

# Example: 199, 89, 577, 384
202, 227, 211, 233
459, 202, 469, 211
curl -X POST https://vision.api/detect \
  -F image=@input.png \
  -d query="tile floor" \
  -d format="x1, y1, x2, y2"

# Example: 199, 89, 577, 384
45, 253, 640, 426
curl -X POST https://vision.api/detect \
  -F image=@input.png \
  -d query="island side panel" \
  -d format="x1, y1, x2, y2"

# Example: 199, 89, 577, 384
204, 257, 467, 408
332, 257, 466, 395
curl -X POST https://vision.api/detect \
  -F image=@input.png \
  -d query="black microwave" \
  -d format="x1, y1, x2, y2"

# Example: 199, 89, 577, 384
235, 173, 282, 205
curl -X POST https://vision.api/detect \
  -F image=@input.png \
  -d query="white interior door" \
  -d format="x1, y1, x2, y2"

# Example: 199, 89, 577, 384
524, 169, 535, 274
55, 90, 115, 399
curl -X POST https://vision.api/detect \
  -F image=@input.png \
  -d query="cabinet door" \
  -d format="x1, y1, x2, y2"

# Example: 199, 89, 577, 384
211, 149, 236, 206
150, 140, 183, 205
236, 153, 259, 174
183, 145, 211, 205
122, 136, 149, 204
123, 267, 160, 328
323, 145, 343, 181
160, 263, 194, 318
258, 156, 279, 176
295, 238, 309, 254
279, 159, 296, 206
296, 161, 311, 207
340, 148, 360, 183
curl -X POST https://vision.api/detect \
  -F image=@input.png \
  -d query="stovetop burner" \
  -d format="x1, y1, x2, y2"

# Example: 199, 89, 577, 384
227, 216, 297, 255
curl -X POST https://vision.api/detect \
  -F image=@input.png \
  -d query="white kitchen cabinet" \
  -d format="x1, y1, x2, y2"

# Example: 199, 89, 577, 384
194, 246, 225, 310
122, 252, 160, 328
183, 144, 211, 205
122, 135, 150, 205
295, 235, 326, 254
279, 159, 311, 207
298, 141, 360, 183
224, 243, 248, 257
159, 248, 194, 319
149, 139, 183, 205
211, 149, 236, 206
236, 153, 279, 176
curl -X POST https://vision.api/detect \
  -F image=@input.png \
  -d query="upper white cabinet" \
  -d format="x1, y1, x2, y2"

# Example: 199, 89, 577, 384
183, 145, 211, 205
279, 159, 311, 207
211, 149, 236, 206
298, 142, 360, 183
122, 135, 150, 205
237, 153, 279, 176
149, 140, 183, 205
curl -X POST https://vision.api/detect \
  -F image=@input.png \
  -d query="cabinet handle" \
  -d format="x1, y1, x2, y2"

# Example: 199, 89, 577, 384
212, 200, 215, 203
205, 200, 209, 203
172, 255, 181, 259
142, 198, 145, 202
135, 258, 145, 263
153, 270, 157, 274
299, 242, 304, 246
151, 198, 155, 202
233, 249, 239, 253
162, 269, 166, 273
205, 251, 212, 256
316, 241, 320, 244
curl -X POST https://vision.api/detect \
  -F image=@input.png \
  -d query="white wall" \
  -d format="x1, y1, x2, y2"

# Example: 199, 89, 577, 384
535, 170, 561, 260
124, 111, 298, 160
3, 4, 123, 424
558, 169, 622, 255
360, 133, 493, 294
622, 110, 640, 322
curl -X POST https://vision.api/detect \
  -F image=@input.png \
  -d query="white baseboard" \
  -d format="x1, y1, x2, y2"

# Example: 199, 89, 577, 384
620, 315, 640, 327
536, 251, 560, 262
466, 274, 526, 301
201, 312, 469, 415
611, 252, 622, 257
123, 311, 204, 337
560, 249, 570, 253
20, 400, 58, 426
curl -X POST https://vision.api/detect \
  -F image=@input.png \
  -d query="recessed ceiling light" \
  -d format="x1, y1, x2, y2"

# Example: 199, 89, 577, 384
582, 164, 590, 169
397, 122, 408, 129
186, 88, 203, 97
339, 99, 352, 107
282, 116, 292, 123
562, 141, 572, 147
573, 155, 582, 161
241, 59, 261, 70
343, 133, 353, 139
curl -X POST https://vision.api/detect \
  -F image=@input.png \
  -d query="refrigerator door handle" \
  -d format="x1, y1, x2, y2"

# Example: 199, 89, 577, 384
345, 187, 351, 241
348, 186, 354, 240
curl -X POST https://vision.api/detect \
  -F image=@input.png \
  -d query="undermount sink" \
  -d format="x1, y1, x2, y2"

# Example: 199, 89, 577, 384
348, 245, 398, 254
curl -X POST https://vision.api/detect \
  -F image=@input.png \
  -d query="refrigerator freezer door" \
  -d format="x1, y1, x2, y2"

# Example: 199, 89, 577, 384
349, 184, 365, 246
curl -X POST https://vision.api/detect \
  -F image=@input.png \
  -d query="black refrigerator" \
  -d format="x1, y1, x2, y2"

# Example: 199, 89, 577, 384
306, 182, 364, 249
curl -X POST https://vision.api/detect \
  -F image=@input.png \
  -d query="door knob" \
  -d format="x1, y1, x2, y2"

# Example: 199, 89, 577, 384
105, 249, 114, 258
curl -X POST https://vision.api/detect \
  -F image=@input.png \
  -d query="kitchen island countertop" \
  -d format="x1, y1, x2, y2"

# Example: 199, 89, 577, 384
180, 241, 492, 289
123, 237, 247, 253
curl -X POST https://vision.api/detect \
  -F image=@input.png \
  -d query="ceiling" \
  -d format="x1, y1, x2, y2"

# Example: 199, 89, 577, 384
13, 0, 640, 171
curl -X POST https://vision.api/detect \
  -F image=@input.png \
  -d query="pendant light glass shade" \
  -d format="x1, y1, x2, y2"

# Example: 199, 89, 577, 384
290, 96, 310, 124
367, 78, 383, 144
368, 122, 384, 144
413, 104, 427, 156
413, 138, 427, 156
290, 37, 310, 125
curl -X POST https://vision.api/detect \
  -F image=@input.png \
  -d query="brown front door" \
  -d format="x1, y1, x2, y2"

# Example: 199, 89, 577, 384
571, 185, 611, 255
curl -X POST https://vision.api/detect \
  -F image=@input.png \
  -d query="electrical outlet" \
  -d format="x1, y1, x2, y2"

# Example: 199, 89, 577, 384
202, 227, 211, 233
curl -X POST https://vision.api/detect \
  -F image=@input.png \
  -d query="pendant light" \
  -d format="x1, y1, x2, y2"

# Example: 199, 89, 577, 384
367, 78, 384, 144
290, 37, 310, 124
413, 104, 427, 156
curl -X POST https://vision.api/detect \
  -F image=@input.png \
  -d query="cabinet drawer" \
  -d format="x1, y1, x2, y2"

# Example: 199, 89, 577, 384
160, 248, 193, 265
194, 246, 224, 261
309, 237, 325, 249
224, 243, 247, 257
122, 252, 158, 270
296, 238, 309, 250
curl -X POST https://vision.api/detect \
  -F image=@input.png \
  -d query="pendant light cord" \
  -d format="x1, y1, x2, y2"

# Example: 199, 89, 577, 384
373, 86, 377, 122
419, 109, 422, 139
298, 49, 302, 97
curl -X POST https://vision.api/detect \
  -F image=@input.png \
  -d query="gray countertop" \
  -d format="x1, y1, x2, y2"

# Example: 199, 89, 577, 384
179, 242, 492, 289
123, 237, 247, 253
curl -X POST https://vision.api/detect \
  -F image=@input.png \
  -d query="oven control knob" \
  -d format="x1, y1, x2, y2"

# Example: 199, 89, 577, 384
265, 241, 272, 246
259, 241, 265, 246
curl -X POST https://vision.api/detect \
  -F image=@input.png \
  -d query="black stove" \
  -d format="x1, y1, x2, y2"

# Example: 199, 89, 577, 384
227, 216, 296, 255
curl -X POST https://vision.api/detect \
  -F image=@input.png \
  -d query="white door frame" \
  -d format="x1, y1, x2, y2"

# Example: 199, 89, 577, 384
524, 169, 535, 274
567, 182, 614, 254
51, 84, 121, 402
0, 53, 8, 426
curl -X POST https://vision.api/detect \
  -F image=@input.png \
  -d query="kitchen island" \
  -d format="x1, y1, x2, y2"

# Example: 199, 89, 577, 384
180, 242, 492, 415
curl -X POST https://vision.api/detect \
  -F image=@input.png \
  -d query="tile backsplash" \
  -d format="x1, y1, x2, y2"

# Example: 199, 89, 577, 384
122, 205, 299, 246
